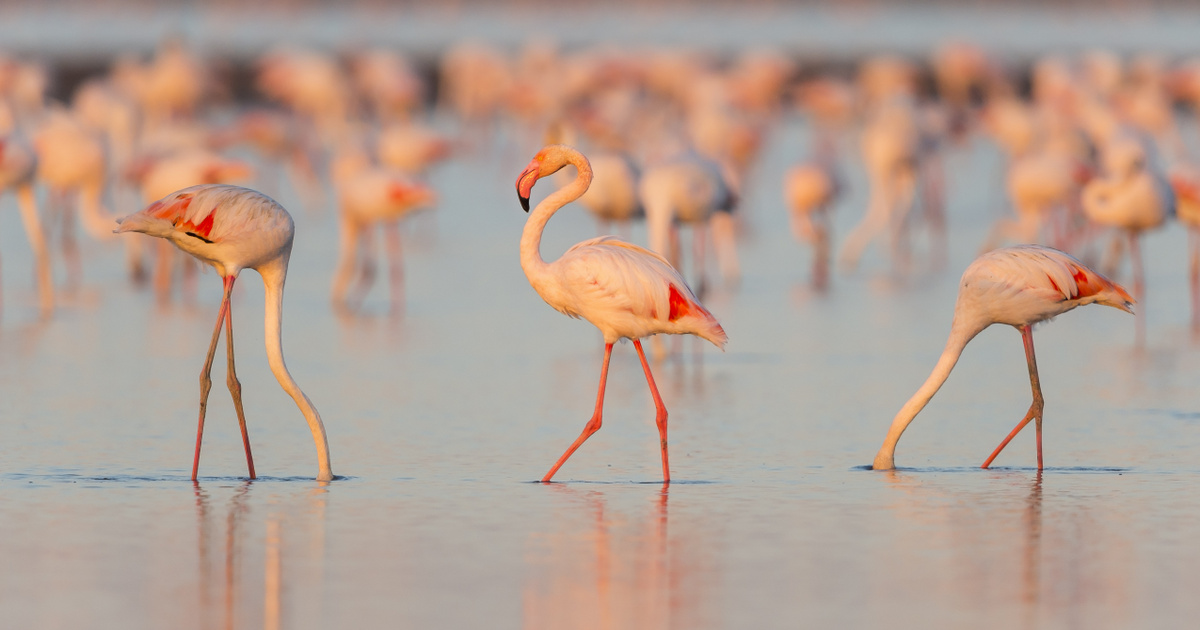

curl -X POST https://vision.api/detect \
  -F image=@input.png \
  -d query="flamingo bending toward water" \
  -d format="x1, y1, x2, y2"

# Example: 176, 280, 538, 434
516, 144, 727, 483
115, 184, 333, 482
872, 245, 1133, 471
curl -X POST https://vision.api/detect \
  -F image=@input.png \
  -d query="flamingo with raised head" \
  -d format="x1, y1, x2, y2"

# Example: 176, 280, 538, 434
115, 184, 333, 482
516, 144, 727, 483
872, 245, 1134, 471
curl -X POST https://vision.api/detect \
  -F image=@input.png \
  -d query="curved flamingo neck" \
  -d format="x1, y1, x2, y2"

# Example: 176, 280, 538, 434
872, 315, 986, 470
259, 254, 334, 481
520, 150, 593, 284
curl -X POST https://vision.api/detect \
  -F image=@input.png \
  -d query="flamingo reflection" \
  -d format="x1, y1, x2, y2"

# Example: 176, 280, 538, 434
524, 485, 720, 629
523, 485, 691, 630
192, 482, 328, 630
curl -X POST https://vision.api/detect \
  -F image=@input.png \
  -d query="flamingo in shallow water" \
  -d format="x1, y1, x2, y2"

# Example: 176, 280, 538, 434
872, 245, 1134, 471
516, 144, 727, 483
115, 184, 333, 482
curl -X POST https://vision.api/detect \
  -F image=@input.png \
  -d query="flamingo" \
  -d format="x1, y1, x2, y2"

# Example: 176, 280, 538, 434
1080, 133, 1174, 343
0, 134, 53, 317
329, 145, 437, 313
1170, 165, 1200, 330
783, 138, 840, 289
114, 184, 333, 482
872, 245, 1134, 471
639, 152, 736, 296
516, 145, 727, 483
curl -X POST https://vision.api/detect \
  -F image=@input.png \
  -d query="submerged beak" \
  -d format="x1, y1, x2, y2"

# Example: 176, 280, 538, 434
516, 159, 541, 212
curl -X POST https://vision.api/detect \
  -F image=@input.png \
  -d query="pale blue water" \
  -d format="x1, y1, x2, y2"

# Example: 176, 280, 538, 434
4, 6, 1200, 629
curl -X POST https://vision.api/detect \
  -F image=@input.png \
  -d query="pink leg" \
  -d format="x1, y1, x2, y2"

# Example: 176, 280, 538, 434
223, 278, 256, 479
1190, 229, 1200, 332
633, 339, 670, 483
982, 325, 1045, 469
1129, 231, 1145, 347
383, 221, 405, 315
193, 276, 235, 480
542, 343, 614, 482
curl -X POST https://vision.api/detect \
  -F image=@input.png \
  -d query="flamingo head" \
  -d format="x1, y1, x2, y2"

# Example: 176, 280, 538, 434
516, 145, 576, 212
516, 157, 542, 212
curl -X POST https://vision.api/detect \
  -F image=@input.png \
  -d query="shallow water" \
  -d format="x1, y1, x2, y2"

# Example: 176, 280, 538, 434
4, 109, 1200, 628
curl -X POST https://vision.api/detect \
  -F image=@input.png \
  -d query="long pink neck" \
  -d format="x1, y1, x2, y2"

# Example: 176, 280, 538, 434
260, 255, 333, 481
872, 315, 986, 470
520, 151, 593, 288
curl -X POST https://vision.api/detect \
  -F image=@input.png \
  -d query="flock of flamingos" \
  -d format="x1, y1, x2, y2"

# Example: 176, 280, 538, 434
0, 39, 1196, 482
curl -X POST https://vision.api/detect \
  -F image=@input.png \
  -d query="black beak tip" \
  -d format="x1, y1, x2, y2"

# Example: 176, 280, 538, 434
519, 195, 530, 212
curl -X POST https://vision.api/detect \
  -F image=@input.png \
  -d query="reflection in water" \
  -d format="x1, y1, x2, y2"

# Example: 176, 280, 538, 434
1021, 472, 1042, 630
523, 485, 713, 630
264, 515, 281, 630
191, 482, 328, 630
875, 470, 1139, 628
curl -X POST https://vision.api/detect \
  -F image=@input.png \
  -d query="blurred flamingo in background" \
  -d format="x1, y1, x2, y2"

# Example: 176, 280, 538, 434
329, 143, 437, 314
0, 134, 53, 317
1170, 165, 1200, 330
783, 138, 839, 290
33, 108, 115, 288
115, 184, 333, 482
640, 152, 737, 296
516, 144, 726, 483
840, 98, 918, 272
1081, 132, 1174, 344
872, 245, 1134, 471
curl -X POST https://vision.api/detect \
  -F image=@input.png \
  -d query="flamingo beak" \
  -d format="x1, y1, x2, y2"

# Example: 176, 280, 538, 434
516, 159, 541, 212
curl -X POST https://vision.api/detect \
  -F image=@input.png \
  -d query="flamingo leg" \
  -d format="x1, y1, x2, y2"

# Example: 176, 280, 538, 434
193, 275, 235, 480
223, 276, 256, 479
330, 218, 359, 312
813, 208, 830, 290
542, 343, 613, 482
16, 183, 53, 317
982, 325, 1045, 470
383, 220, 404, 314
1190, 229, 1200, 332
349, 229, 378, 310
692, 223, 707, 297
633, 339, 670, 483
60, 193, 82, 291
1128, 231, 1145, 346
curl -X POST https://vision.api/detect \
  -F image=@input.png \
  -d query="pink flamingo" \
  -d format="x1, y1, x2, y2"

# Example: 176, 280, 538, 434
516, 145, 727, 483
783, 139, 840, 289
115, 184, 333, 482
1170, 165, 1200, 330
1081, 133, 1174, 344
0, 135, 53, 317
136, 150, 254, 302
330, 146, 437, 313
872, 245, 1134, 471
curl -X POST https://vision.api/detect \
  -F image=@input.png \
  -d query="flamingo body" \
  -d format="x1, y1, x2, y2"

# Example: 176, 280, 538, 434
115, 184, 333, 482
872, 245, 1133, 471
517, 144, 725, 483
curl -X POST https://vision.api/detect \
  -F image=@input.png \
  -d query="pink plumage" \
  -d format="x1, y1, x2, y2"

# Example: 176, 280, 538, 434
873, 244, 1133, 471
517, 144, 726, 483
116, 184, 333, 482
